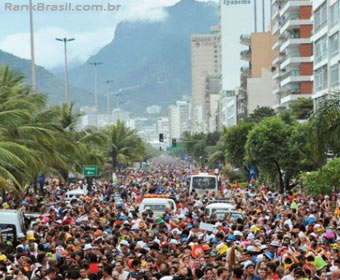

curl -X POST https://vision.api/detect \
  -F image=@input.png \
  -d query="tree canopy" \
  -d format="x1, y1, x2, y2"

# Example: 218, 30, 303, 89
0, 66, 150, 194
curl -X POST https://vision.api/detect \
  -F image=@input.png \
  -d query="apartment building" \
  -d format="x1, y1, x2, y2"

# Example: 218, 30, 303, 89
271, 0, 313, 110
312, 0, 340, 109
239, 32, 278, 117
191, 26, 221, 133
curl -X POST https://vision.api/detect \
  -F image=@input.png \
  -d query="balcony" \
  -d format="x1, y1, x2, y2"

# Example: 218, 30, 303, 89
282, 88, 301, 96
239, 86, 247, 93
280, 38, 311, 52
272, 39, 281, 50
273, 86, 283, 95
280, 16, 311, 34
280, 0, 312, 18
272, 3, 281, 19
280, 93, 313, 106
272, 0, 285, 5
240, 50, 251, 61
272, 21, 281, 35
240, 66, 251, 77
273, 52, 285, 65
281, 70, 312, 87
240, 34, 251, 46
281, 54, 313, 69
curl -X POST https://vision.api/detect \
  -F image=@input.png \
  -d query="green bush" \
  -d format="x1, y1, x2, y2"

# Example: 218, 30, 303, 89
225, 167, 248, 182
304, 158, 340, 196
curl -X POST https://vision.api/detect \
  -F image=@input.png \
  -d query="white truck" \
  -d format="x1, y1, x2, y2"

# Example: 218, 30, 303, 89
0, 209, 26, 240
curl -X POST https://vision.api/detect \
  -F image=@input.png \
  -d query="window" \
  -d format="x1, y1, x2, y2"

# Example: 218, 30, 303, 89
314, 3, 327, 32
192, 177, 216, 189
330, 32, 339, 57
315, 36, 328, 63
315, 66, 328, 92
330, 64, 339, 88
331, 2, 340, 27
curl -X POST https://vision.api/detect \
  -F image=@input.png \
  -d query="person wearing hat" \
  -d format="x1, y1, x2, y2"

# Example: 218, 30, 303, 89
242, 261, 261, 280
119, 240, 130, 256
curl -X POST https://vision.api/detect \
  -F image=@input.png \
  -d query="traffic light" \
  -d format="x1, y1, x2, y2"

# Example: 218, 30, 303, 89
172, 138, 177, 147
159, 133, 164, 142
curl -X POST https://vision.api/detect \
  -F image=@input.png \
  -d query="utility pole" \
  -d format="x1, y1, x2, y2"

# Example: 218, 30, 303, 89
56, 38, 75, 103
29, 0, 36, 90
88, 61, 103, 127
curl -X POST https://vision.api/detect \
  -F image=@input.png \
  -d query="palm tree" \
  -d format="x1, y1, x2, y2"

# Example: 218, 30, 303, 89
207, 127, 228, 167
103, 121, 145, 171
0, 66, 46, 193
181, 132, 207, 167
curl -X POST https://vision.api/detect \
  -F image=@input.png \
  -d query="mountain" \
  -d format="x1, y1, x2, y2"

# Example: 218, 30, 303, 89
0, 50, 92, 108
68, 0, 218, 114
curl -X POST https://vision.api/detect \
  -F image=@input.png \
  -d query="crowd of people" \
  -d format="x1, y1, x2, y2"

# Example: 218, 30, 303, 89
0, 160, 340, 280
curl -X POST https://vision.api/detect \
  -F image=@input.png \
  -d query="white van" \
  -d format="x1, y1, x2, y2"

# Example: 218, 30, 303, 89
139, 198, 177, 217
205, 202, 236, 219
65, 188, 87, 202
0, 209, 26, 240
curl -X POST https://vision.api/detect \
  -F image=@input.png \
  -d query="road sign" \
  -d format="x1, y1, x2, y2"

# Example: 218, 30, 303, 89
83, 165, 98, 177
172, 139, 177, 147
166, 146, 183, 152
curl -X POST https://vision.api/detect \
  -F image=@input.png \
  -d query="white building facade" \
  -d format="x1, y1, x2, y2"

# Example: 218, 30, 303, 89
312, 0, 340, 109
168, 105, 181, 141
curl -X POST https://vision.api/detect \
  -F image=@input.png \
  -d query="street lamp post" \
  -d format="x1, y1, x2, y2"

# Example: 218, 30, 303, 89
104, 80, 114, 115
56, 38, 75, 103
29, 0, 36, 90
88, 62, 103, 127
114, 88, 122, 109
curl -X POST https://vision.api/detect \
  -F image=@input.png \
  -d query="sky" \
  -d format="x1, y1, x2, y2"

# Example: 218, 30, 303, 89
0, 0, 269, 71
0, 0, 186, 70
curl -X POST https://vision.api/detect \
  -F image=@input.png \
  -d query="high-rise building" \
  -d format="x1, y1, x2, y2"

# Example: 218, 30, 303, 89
271, 0, 313, 110
191, 25, 221, 132
239, 32, 278, 116
168, 105, 181, 141
312, 0, 340, 109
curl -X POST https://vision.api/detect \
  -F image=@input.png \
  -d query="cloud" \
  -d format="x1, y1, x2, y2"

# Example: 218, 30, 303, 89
0, 26, 114, 69
120, 0, 179, 22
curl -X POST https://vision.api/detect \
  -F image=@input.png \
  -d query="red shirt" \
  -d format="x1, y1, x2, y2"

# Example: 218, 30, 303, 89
88, 263, 99, 274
